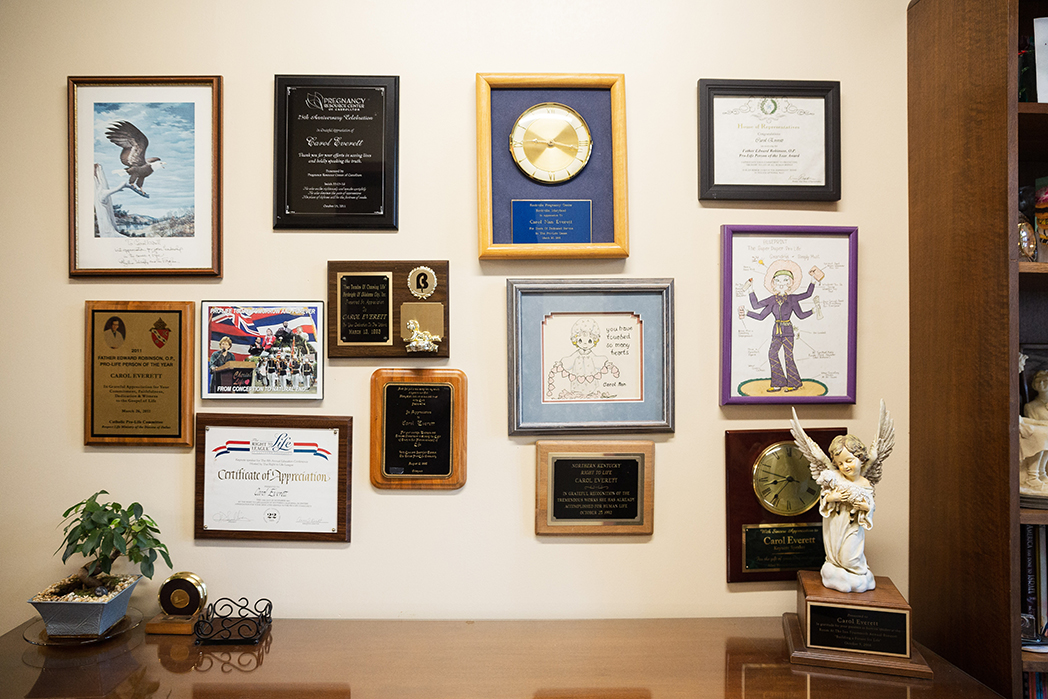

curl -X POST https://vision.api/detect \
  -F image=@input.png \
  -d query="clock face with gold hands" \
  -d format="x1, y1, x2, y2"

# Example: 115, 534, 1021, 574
509, 102, 592, 183
751, 441, 820, 516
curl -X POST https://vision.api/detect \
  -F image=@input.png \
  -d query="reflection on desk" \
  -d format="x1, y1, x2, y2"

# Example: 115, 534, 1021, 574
0, 617, 1000, 699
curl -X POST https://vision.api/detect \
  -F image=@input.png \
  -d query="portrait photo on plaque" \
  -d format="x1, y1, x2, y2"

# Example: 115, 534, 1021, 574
195, 413, 351, 542
508, 278, 674, 435
477, 73, 628, 259
698, 78, 841, 202
68, 76, 223, 277
536, 440, 654, 536
201, 301, 323, 400
721, 224, 857, 405
370, 368, 466, 490
274, 75, 398, 230
85, 300, 194, 446
327, 260, 449, 358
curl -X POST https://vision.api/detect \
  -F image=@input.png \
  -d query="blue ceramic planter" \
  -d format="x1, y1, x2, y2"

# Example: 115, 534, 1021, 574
28, 576, 140, 637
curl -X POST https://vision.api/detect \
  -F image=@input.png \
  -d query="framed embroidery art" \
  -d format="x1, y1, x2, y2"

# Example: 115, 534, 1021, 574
721, 224, 857, 405
507, 278, 674, 434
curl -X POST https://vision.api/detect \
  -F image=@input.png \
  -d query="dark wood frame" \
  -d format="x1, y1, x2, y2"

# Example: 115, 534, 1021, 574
194, 413, 351, 542
476, 73, 628, 259
84, 300, 194, 446
327, 260, 449, 358
724, 428, 844, 583
370, 368, 467, 490
535, 440, 654, 536
698, 78, 841, 201
274, 75, 398, 230
68, 76, 222, 276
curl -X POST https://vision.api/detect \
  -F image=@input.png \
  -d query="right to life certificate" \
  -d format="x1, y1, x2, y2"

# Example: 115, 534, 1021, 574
712, 95, 826, 187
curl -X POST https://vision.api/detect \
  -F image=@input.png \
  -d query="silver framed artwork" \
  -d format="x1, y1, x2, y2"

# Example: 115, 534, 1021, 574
507, 278, 674, 435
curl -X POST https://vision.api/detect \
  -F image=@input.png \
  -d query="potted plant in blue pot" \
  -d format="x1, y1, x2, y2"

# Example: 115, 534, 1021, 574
29, 490, 172, 637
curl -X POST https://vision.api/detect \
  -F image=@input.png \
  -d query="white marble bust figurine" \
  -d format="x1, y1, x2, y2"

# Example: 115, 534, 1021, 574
791, 401, 895, 593
1020, 370, 1048, 495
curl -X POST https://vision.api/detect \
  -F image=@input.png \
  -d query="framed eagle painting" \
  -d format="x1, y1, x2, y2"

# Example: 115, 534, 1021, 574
68, 76, 223, 277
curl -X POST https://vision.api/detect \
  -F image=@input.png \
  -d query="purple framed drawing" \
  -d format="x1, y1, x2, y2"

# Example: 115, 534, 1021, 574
721, 224, 857, 405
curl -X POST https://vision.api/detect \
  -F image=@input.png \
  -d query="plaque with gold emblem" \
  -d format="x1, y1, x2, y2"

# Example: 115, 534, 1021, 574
725, 427, 844, 583
327, 260, 449, 358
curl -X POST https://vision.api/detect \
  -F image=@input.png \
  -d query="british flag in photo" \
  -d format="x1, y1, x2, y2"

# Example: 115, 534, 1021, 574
206, 303, 321, 358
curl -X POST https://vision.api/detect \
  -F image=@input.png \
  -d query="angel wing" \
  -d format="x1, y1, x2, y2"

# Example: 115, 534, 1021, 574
790, 408, 833, 478
864, 400, 895, 486
105, 120, 149, 167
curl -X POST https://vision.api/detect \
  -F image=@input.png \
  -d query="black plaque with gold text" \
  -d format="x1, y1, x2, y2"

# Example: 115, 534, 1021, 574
550, 457, 640, 522
370, 368, 467, 490
382, 383, 453, 477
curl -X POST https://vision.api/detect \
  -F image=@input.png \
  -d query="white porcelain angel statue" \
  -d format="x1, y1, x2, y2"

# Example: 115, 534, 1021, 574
790, 400, 895, 593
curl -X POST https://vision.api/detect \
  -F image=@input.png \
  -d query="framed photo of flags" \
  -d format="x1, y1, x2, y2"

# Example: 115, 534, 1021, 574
201, 301, 324, 400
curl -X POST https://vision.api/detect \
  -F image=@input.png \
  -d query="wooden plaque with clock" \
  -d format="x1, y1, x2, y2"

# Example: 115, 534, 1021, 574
725, 427, 844, 583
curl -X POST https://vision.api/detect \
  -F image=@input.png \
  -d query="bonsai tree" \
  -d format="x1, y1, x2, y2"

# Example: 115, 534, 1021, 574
56, 490, 172, 594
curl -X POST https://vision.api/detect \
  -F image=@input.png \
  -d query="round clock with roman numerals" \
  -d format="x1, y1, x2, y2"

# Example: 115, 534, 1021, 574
509, 102, 592, 183
751, 441, 820, 516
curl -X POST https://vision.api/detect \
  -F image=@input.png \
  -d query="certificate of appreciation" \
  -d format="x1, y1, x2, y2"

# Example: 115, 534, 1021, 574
698, 79, 841, 202
196, 414, 351, 541
713, 96, 826, 187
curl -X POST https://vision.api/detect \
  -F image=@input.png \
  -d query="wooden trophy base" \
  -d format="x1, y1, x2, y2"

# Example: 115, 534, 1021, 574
785, 570, 933, 679
145, 612, 199, 635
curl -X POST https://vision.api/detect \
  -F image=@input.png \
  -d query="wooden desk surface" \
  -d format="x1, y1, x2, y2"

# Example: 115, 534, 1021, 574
0, 616, 1000, 699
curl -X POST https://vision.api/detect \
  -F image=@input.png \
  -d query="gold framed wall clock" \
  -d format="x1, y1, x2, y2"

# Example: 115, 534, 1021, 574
725, 427, 844, 583
476, 73, 628, 260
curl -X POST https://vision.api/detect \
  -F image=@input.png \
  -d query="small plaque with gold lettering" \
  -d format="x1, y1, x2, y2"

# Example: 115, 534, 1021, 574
370, 368, 466, 489
536, 441, 654, 535
328, 261, 449, 358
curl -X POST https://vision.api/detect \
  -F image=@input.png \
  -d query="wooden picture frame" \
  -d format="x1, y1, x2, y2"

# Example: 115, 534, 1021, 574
721, 224, 857, 404
195, 412, 351, 542
68, 76, 222, 276
477, 73, 628, 259
698, 79, 841, 202
85, 300, 194, 446
327, 260, 449, 358
201, 301, 324, 400
370, 368, 467, 490
274, 75, 399, 230
508, 278, 674, 434
536, 440, 654, 536
725, 428, 844, 583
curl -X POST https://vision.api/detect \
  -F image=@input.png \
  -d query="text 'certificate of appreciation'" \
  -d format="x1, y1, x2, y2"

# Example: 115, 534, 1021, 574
713, 96, 825, 187
203, 425, 340, 535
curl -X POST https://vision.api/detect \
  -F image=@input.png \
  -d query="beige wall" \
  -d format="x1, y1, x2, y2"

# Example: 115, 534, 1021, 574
0, 0, 909, 631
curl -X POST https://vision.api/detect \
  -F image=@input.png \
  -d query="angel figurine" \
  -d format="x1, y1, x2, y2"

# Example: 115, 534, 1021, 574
790, 400, 895, 593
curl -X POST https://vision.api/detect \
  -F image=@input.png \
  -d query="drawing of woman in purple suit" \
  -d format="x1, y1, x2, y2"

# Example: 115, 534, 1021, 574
740, 260, 824, 392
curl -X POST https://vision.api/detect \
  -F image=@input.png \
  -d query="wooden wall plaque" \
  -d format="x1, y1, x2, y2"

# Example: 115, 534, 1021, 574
370, 368, 466, 489
327, 260, 449, 358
